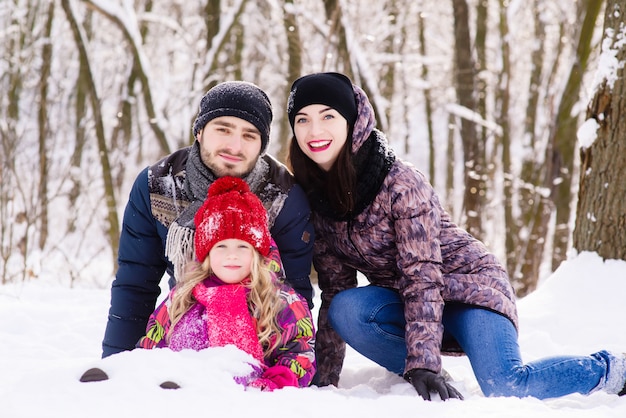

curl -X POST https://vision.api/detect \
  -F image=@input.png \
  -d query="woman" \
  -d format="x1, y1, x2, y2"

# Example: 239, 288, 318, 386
287, 71, 626, 401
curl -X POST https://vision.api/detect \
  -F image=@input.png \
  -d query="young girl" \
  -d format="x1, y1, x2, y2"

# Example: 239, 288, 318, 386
136, 176, 316, 391
287, 71, 626, 400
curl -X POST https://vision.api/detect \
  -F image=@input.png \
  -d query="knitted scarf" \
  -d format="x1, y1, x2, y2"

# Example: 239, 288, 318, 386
165, 142, 270, 281
310, 130, 395, 221
192, 279, 265, 364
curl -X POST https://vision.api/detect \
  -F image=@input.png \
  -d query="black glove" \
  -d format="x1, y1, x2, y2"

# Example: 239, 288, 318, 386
404, 368, 464, 401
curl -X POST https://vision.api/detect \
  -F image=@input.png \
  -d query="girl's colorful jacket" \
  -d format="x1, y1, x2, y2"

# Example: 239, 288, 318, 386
137, 275, 316, 390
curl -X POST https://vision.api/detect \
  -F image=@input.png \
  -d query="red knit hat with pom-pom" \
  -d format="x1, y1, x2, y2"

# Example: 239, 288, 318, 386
194, 177, 271, 262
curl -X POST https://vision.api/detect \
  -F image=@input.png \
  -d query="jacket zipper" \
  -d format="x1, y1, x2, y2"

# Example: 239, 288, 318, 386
346, 217, 377, 269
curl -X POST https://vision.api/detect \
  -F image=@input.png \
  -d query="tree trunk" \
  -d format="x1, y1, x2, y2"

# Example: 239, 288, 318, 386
523, 1, 545, 150
550, 0, 603, 270
475, 0, 488, 151
418, 12, 436, 185
446, 113, 457, 219
0, 4, 24, 283
496, 0, 514, 277
279, 0, 303, 162
322, 0, 386, 131
573, 0, 626, 260
323, 0, 352, 76
380, 2, 398, 136
232, 21, 244, 80
201, 0, 247, 93
516, 14, 566, 297
514, 0, 546, 286
204, 0, 221, 44
452, 0, 484, 240
37, 2, 54, 250
68, 11, 92, 234
110, 1, 153, 169
82, 0, 171, 155
61, 0, 120, 269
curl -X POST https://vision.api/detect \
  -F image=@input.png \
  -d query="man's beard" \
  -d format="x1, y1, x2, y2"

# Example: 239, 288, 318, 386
200, 148, 257, 178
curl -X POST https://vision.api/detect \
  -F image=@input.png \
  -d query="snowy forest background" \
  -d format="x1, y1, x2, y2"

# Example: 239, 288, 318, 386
1, 0, 624, 295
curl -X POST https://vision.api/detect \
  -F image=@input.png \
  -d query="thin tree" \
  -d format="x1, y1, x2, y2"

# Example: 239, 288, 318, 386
279, 0, 303, 161
199, 0, 247, 95
109, 0, 153, 174
417, 11, 436, 184
2, 0, 43, 283
0, 4, 23, 282
515, 0, 547, 292
320, 0, 384, 130
37, 1, 55, 250
550, 0, 604, 270
68, 10, 90, 234
516, 9, 568, 296
81, 0, 171, 155
517, 0, 603, 295
495, 0, 515, 278
322, 0, 352, 76
452, 0, 485, 240
380, 2, 397, 132
61, 0, 120, 269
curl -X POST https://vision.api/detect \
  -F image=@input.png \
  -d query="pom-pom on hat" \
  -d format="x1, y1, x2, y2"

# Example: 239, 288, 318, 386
194, 177, 271, 262
192, 81, 273, 153
287, 72, 357, 129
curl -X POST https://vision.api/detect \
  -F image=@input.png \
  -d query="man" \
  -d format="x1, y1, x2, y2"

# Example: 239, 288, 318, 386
102, 81, 315, 358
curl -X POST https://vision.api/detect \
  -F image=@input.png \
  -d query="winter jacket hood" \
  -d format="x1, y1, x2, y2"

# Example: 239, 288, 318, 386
350, 85, 377, 154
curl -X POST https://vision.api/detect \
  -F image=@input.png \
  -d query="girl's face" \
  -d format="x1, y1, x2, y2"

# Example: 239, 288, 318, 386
293, 104, 349, 171
208, 239, 254, 284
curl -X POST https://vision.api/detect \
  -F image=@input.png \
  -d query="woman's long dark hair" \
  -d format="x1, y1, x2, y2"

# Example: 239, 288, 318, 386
288, 132, 356, 217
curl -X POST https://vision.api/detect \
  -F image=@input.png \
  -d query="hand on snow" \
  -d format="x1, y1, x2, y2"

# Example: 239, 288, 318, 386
404, 368, 464, 401
247, 377, 279, 392
247, 365, 299, 391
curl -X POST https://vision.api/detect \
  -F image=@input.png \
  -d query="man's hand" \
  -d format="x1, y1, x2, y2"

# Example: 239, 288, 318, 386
404, 368, 464, 401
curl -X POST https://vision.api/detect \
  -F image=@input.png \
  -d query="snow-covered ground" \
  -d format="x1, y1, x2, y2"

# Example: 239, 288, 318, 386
1, 251, 625, 417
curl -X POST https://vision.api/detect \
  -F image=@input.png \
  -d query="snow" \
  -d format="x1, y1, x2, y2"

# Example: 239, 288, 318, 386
577, 118, 600, 149
445, 103, 503, 137
591, 24, 626, 92
1, 251, 625, 417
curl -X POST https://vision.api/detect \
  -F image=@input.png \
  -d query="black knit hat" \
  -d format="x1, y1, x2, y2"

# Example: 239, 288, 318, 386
192, 81, 273, 153
287, 72, 357, 129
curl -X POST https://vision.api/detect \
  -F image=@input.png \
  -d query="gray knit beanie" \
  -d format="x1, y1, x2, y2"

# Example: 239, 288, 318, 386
192, 81, 273, 153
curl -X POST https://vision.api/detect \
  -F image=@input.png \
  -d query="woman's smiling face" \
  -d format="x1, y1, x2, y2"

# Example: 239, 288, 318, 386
293, 104, 349, 171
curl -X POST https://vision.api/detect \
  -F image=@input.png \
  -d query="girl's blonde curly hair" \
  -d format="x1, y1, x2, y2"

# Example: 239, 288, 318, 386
168, 247, 284, 356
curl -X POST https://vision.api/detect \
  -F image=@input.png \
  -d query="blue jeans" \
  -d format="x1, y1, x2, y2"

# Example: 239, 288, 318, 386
328, 286, 623, 399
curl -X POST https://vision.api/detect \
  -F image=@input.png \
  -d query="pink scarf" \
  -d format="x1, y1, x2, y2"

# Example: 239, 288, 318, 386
192, 282, 265, 364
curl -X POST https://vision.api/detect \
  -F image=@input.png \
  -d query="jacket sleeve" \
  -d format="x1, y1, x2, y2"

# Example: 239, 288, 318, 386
270, 183, 315, 308
102, 167, 168, 357
265, 285, 317, 388
391, 169, 445, 374
136, 290, 173, 349
312, 233, 358, 387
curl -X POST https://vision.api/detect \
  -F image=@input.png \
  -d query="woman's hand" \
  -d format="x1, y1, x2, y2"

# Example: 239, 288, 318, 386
404, 368, 464, 401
